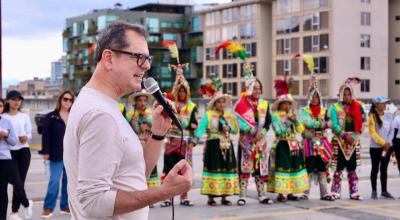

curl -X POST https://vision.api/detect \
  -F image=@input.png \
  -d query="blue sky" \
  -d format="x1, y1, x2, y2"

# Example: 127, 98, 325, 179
2, 0, 229, 87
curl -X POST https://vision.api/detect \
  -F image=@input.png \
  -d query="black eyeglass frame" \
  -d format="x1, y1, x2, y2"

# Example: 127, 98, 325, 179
109, 48, 153, 67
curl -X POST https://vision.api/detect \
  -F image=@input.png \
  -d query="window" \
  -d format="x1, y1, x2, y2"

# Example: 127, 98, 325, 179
222, 26, 238, 41
303, 34, 328, 52
396, 16, 400, 21
304, 11, 328, 31
163, 33, 177, 41
192, 16, 200, 32
72, 22, 78, 37
277, 38, 299, 54
160, 21, 173, 28
276, 16, 300, 34
291, 80, 300, 95
161, 66, 171, 78
276, 60, 299, 75
361, 57, 371, 70
396, 37, 400, 42
303, 0, 329, 9
206, 48, 219, 60
148, 35, 160, 43
396, 58, 400, 63
205, 29, 221, 44
240, 4, 256, 20
240, 23, 256, 39
361, 12, 371, 26
97, 15, 119, 30
222, 8, 238, 24
146, 18, 159, 32
395, 80, 400, 85
82, 20, 89, 35
243, 43, 257, 57
206, 65, 219, 78
360, 34, 371, 48
222, 64, 238, 78
205, 11, 221, 26
223, 82, 238, 96
312, 35, 320, 52
223, 49, 234, 59
304, 57, 328, 74
276, 0, 300, 14
320, 34, 329, 50
361, 79, 370, 92
361, 0, 371, 3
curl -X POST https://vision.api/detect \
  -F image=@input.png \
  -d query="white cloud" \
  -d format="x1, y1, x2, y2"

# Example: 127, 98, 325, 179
2, 33, 64, 81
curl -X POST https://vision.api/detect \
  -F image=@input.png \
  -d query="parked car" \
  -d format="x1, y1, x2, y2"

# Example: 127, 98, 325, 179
35, 110, 51, 134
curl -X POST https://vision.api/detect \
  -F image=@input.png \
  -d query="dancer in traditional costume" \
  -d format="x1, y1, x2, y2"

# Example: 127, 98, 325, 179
298, 78, 334, 201
161, 41, 198, 207
190, 79, 239, 206
296, 54, 333, 201
267, 77, 309, 202
126, 91, 159, 207
234, 64, 273, 205
329, 78, 365, 200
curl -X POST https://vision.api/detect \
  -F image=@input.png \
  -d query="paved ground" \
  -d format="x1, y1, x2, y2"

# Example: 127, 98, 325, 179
5, 129, 400, 220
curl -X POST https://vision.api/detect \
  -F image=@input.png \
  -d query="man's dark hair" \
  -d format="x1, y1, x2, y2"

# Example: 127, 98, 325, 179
94, 20, 148, 63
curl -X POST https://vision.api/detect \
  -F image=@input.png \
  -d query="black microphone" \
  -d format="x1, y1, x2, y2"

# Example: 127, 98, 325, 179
142, 77, 182, 131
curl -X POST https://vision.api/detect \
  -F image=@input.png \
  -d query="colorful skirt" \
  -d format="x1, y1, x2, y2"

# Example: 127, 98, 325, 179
238, 134, 268, 179
201, 139, 239, 197
330, 136, 361, 172
268, 140, 309, 194
303, 137, 332, 173
147, 166, 160, 189
163, 137, 191, 174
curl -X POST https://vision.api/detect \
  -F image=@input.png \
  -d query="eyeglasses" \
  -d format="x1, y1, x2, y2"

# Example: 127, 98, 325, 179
109, 48, 153, 67
62, 97, 73, 103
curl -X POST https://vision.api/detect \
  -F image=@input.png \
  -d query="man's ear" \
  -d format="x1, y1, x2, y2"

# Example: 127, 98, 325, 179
102, 49, 113, 70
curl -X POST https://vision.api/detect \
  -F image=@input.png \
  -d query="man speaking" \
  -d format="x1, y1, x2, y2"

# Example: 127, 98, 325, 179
63, 21, 192, 219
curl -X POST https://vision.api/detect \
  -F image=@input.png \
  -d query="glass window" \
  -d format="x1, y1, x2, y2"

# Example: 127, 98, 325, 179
276, 0, 300, 14
97, 15, 119, 30
395, 80, 400, 85
360, 34, 371, 48
291, 80, 300, 95
276, 16, 300, 34
206, 48, 219, 60
240, 4, 256, 20
361, 12, 371, 26
303, 0, 328, 9
192, 16, 200, 32
361, 79, 370, 92
63, 39, 69, 52
146, 18, 159, 32
240, 23, 256, 39
395, 58, 400, 63
222, 26, 238, 41
396, 16, 400, 21
284, 39, 291, 54
361, 57, 371, 70
312, 35, 320, 52
396, 37, 400, 42
206, 65, 219, 78
304, 57, 328, 74
148, 35, 160, 43
223, 82, 238, 96
205, 11, 221, 26
222, 8, 238, 24
161, 66, 171, 78
83, 20, 89, 35
160, 81, 173, 88
320, 34, 329, 51
160, 21, 173, 28
243, 42, 257, 57
222, 64, 238, 78
173, 22, 184, 29
163, 33, 177, 41
72, 22, 78, 37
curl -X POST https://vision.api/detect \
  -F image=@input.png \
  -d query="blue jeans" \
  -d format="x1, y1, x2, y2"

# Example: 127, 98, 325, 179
43, 161, 68, 210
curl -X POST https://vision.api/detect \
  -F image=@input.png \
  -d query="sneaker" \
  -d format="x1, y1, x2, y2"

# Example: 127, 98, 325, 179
371, 191, 378, 200
23, 199, 33, 219
60, 207, 70, 215
41, 208, 53, 218
381, 192, 395, 199
9, 213, 23, 220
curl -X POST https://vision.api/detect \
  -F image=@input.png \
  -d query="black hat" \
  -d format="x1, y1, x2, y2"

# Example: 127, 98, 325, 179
6, 90, 24, 100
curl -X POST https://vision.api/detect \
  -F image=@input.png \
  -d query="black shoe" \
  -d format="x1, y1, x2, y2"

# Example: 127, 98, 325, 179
371, 191, 378, 200
381, 192, 395, 199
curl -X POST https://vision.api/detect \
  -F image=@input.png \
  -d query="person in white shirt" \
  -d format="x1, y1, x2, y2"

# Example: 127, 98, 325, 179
392, 111, 400, 175
3, 90, 33, 220
63, 21, 193, 220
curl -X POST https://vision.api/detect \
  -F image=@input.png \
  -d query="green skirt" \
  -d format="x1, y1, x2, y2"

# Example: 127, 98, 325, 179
268, 140, 309, 194
201, 139, 239, 196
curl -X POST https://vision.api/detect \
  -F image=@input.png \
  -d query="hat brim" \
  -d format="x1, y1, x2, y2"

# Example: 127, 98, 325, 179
207, 94, 232, 110
129, 92, 153, 104
373, 98, 391, 104
271, 95, 297, 111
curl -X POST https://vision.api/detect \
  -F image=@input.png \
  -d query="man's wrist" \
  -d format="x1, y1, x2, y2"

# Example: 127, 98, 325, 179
151, 132, 166, 141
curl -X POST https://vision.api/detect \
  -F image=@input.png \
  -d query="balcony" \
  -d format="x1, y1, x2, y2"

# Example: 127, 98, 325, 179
63, 29, 72, 38
88, 25, 98, 35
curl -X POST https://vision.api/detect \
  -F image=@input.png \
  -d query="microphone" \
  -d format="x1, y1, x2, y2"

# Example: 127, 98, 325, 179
142, 77, 182, 131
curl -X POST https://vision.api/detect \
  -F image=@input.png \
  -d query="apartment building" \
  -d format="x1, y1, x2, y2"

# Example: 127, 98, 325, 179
198, 0, 273, 99
389, 0, 400, 100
